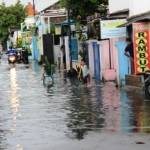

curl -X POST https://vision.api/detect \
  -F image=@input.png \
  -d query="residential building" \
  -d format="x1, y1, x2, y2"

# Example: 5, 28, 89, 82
109, 0, 129, 15
109, 0, 150, 82
32, 1, 67, 64
109, 0, 150, 18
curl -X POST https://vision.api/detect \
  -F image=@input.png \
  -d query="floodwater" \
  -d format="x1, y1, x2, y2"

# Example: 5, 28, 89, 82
0, 57, 150, 150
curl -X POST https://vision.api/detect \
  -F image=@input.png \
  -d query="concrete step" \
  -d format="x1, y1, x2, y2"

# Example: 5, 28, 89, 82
125, 74, 144, 87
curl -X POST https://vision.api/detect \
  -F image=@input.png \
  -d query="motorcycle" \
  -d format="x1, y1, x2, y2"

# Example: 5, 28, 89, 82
22, 49, 29, 64
8, 54, 17, 64
144, 71, 150, 98
7, 49, 17, 64
16, 50, 23, 63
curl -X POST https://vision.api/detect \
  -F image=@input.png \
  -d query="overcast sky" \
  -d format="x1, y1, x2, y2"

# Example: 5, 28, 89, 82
1, 0, 58, 11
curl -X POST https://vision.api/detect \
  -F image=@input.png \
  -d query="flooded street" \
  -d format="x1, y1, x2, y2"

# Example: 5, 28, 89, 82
0, 58, 150, 150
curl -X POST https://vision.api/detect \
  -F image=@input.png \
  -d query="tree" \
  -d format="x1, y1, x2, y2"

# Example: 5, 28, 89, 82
60, 0, 108, 22
0, 1, 26, 49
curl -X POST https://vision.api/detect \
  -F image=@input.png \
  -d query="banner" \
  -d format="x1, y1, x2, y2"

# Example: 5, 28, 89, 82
133, 23, 150, 74
100, 19, 127, 39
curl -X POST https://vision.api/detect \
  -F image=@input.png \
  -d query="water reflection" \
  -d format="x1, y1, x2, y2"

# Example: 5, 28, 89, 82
66, 88, 92, 140
16, 144, 24, 150
120, 91, 132, 132
31, 61, 41, 74
66, 81, 105, 140
140, 100, 150, 133
129, 91, 143, 132
0, 130, 6, 150
9, 67, 20, 131
120, 88, 150, 133
1, 61, 150, 149
66, 81, 150, 139
101, 82, 121, 131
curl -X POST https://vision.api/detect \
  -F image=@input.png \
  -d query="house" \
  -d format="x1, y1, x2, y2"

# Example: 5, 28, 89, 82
85, 1, 128, 84
109, 0, 150, 86
109, 0, 150, 23
35, 1, 67, 65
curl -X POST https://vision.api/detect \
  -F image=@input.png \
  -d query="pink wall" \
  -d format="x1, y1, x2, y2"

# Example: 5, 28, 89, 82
99, 40, 116, 81
99, 40, 110, 71
88, 40, 96, 77
88, 38, 126, 84
99, 38, 125, 82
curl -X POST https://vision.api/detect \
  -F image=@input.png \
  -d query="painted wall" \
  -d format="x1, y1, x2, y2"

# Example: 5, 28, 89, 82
64, 36, 70, 70
129, 0, 150, 17
109, 0, 129, 14
116, 41, 131, 86
99, 40, 110, 75
88, 40, 96, 77
109, 0, 150, 17
87, 38, 130, 85
93, 41, 101, 80
99, 40, 117, 81
88, 39, 117, 81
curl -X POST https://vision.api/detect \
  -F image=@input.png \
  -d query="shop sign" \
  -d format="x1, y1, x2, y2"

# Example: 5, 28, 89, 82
100, 19, 127, 39
133, 22, 150, 74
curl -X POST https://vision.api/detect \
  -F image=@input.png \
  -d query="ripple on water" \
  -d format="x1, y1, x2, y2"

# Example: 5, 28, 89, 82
0, 61, 150, 149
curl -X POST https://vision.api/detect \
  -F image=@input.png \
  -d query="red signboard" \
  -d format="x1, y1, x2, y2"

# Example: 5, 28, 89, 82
133, 22, 150, 74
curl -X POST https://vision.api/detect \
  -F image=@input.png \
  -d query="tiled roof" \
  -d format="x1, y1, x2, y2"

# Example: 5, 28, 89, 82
25, 2, 38, 16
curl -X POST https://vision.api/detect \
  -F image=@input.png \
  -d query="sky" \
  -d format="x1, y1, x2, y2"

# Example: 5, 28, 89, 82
1, 0, 58, 11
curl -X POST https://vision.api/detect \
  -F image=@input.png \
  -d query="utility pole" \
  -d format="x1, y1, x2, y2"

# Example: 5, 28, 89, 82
33, 0, 35, 17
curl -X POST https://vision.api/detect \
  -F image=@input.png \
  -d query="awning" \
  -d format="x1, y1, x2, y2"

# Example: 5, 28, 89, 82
119, 11, 150, 27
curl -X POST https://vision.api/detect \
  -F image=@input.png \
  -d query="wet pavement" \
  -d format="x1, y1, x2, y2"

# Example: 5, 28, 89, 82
0, 56, 150, 150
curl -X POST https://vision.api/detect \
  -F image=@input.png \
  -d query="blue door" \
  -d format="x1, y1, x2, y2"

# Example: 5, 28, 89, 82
93, 42, 101, 81
116, 41, 131, 85
71, 38, 78, 61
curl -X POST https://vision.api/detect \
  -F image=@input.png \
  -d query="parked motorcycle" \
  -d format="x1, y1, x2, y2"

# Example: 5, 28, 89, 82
144, 71, 150, 98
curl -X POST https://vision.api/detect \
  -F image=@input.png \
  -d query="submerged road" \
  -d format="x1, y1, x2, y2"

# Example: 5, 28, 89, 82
0, 57, 150, 150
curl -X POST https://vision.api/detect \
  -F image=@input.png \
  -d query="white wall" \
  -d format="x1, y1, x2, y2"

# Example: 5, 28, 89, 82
25, 17, 35, 29
109, 0, 150, 17
109, 0, 129, 14
129, 0, 150, 17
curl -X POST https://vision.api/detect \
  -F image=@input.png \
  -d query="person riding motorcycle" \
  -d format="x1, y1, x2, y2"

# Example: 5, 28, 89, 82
7, 46, 17, 55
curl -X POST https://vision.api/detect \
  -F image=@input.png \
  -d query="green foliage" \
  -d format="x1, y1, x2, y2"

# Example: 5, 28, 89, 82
30, 25, 38, 36
50, 23, 55, 34
0, 1, 26, 47
17, 37, 22, 48
60, 0, 108, 22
